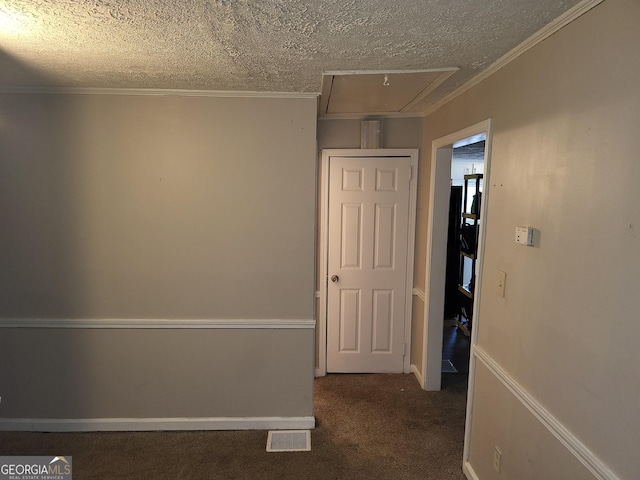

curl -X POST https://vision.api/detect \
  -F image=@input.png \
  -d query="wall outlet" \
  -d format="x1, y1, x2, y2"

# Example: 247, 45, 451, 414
493, 446, 502, 472
515, 226, 535, 246
497, 270, 506, 297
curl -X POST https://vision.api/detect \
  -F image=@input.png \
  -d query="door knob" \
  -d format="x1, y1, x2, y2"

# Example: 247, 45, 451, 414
331, 275, 339, 283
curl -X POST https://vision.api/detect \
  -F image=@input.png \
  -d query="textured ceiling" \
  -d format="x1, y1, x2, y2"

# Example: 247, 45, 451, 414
0, 0, 582, 109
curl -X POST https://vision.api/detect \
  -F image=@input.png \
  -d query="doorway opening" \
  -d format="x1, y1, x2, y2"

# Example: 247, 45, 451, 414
420, 119, 491, 391
317, 149, 419, 377
442, 135, 486, 379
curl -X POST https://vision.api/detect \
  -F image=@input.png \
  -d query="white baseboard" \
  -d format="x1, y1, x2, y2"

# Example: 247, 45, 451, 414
411, 364, 424, 389
463, 461, 480, 480
0, 416, 315, 432
412, 287, 426, 303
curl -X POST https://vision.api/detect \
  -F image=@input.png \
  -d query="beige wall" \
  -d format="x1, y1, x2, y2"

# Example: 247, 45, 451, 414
0, 93, 317, 424
416, 0, 640, 478
317, 116, 423, 150
409, 294, 424, 368
469, 362, 594, 479
0, 94, 316, 319
0, 328, 314, 419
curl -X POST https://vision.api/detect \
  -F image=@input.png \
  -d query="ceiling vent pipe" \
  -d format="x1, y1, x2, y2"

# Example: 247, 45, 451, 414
361, 119, 383, 149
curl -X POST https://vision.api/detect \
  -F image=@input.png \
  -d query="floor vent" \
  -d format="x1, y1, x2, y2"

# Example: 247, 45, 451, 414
266, 430, 311, 452
442, 359, 458, 373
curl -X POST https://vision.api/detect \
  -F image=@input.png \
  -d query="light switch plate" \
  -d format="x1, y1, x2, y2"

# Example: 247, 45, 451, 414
497, 270, 506, 297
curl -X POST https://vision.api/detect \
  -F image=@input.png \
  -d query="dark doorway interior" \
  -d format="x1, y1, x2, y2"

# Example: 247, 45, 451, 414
441, 138, 485, 379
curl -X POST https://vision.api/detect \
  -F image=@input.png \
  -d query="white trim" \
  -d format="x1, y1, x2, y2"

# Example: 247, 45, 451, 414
463, 462, 480, 480
0, 416, 315, 432
401, 69, 458, 113
473, 346, 620, 480
318, 111, 425, 121
421, 144, 451, 390
0, 86, 319, 99
421, 0, 604, 117
322, 68, 459, 76
411, 364, 424, 389
403, 151, 419, 374
0, 318, 315, 329
422, 119, 492, 392
319, 149, 419, 375
462, 123, 493, 461
320, 149, 418, 158
412, 287, 426, 303
316, 151, 330, 377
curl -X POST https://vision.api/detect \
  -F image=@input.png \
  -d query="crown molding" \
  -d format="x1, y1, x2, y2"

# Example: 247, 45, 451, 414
421, 0, 605, 117
0, 86, 319, 99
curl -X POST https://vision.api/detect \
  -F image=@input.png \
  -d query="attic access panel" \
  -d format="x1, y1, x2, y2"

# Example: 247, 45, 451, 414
320, 68, 458, 117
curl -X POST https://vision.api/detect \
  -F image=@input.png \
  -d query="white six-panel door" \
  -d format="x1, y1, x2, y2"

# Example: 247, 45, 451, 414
326, 155, 412, 373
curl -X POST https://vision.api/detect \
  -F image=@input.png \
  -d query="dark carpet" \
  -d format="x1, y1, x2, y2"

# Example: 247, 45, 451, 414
0, 374, 468, 479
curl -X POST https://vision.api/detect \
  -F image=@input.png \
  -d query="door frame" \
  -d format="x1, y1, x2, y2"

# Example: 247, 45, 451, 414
317, 149, 419, 377
421, 119, 492, 391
